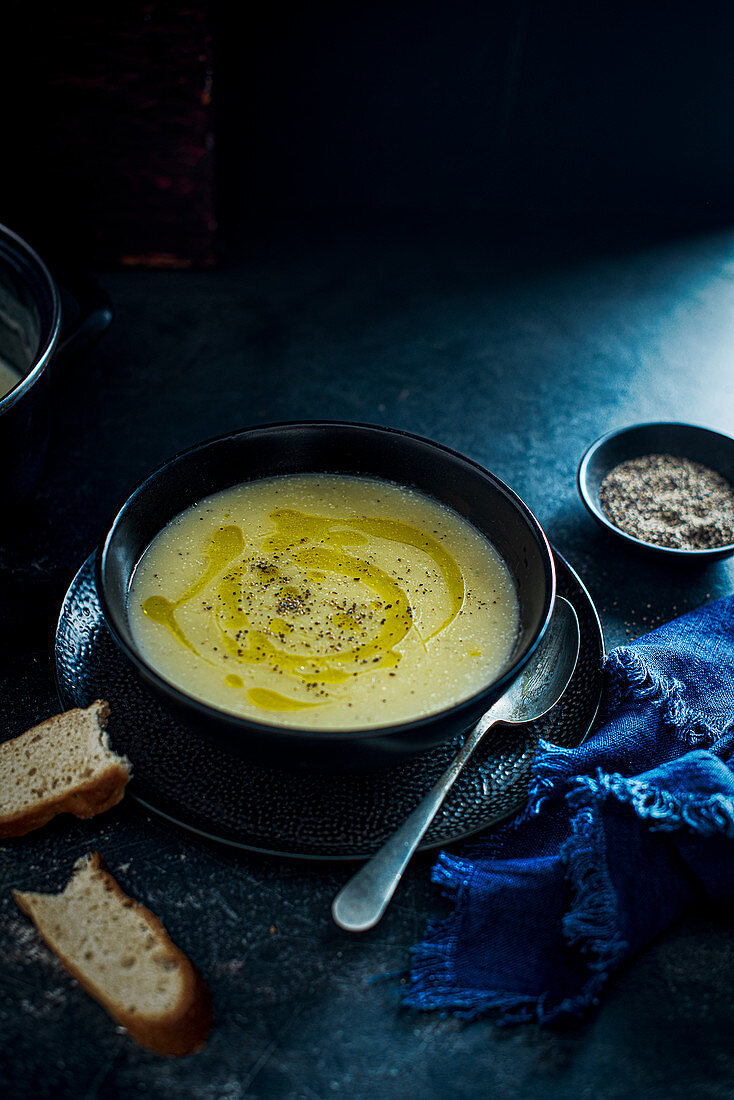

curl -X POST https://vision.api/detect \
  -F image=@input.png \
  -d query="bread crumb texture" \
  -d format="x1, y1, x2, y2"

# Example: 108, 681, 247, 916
0, 701, 131, 838
13, 853, 213, 1056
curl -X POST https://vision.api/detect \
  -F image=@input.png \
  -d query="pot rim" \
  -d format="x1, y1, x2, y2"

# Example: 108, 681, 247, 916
0, 223, 62, 412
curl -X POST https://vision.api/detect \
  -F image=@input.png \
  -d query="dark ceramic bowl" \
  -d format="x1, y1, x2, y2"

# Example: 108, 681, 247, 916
578, 421, 734, 561
97, 422, 556, 770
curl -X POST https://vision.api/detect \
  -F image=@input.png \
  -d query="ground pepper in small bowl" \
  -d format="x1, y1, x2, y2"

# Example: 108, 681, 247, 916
577, 422, 734, 561
599, 454, 734, 551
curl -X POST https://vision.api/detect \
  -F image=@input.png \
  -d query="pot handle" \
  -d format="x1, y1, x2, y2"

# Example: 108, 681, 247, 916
53, 269, 113, 369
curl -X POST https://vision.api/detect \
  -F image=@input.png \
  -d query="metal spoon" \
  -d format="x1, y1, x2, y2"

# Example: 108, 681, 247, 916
331, 596, 580, 932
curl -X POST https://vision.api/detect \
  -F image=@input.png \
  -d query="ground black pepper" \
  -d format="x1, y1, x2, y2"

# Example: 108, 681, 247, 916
599, 453, 734, 549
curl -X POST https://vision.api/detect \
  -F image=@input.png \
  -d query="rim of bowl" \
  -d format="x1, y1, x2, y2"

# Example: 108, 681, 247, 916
577, 420, 734, 558
0, 223, 62, 412
96, 420, 557, 743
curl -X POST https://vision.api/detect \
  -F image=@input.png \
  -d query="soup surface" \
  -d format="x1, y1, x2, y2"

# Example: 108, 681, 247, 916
128, 474, 520, 729
0, 356, 22, 399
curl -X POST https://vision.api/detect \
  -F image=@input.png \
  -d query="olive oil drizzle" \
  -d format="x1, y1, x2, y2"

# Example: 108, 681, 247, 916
337, 515, 464, 639
141, 508, 465, 713
141, 524, 246, 651
247, 687, 322, 711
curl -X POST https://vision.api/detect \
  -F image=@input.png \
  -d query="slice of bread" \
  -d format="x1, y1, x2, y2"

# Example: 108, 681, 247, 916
13, 852, 213, 1056
0, 701, 130, 839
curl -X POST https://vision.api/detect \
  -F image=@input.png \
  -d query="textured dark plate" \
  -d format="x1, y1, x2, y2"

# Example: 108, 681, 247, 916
55, 549, 604, 860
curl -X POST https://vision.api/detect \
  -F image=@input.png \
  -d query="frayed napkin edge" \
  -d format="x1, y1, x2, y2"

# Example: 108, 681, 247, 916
405, 756, 734, 1026
403, 784, 628, 1026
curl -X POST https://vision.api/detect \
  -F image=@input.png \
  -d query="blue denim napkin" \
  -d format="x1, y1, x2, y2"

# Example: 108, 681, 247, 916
405, 595, 734, 1025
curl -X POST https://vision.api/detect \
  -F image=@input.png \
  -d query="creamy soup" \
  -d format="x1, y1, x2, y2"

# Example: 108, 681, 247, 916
127, 474, 520, 729
0, 356, 22, 399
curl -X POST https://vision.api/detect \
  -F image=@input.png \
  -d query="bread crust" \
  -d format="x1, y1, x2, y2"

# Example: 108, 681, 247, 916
0, 702, 130, 839
13, 853, 213, 1057
0, 766, 129, 840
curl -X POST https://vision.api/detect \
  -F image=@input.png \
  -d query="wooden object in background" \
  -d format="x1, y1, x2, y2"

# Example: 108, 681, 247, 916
5, 4, 217, 269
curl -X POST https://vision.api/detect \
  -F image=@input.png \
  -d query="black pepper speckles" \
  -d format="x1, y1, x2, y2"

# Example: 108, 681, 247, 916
600, 453, 734, 550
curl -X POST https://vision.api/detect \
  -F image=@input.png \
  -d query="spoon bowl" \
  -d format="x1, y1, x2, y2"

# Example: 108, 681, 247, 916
488, 595, 580, 725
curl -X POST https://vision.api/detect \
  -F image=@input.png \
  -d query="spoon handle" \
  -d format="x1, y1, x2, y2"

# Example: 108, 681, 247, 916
331, 710, 499, 932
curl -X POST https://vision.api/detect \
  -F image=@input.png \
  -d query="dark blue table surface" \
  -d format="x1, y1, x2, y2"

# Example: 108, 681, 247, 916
2, 220, 734, 1098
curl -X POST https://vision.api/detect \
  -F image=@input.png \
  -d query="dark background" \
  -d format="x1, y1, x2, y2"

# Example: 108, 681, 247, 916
217, 0, 734, 227
3, 1, 734, 261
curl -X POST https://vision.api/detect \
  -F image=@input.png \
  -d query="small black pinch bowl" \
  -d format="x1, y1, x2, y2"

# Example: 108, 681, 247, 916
578, 421, 734, 562
97, 422, 556, 771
